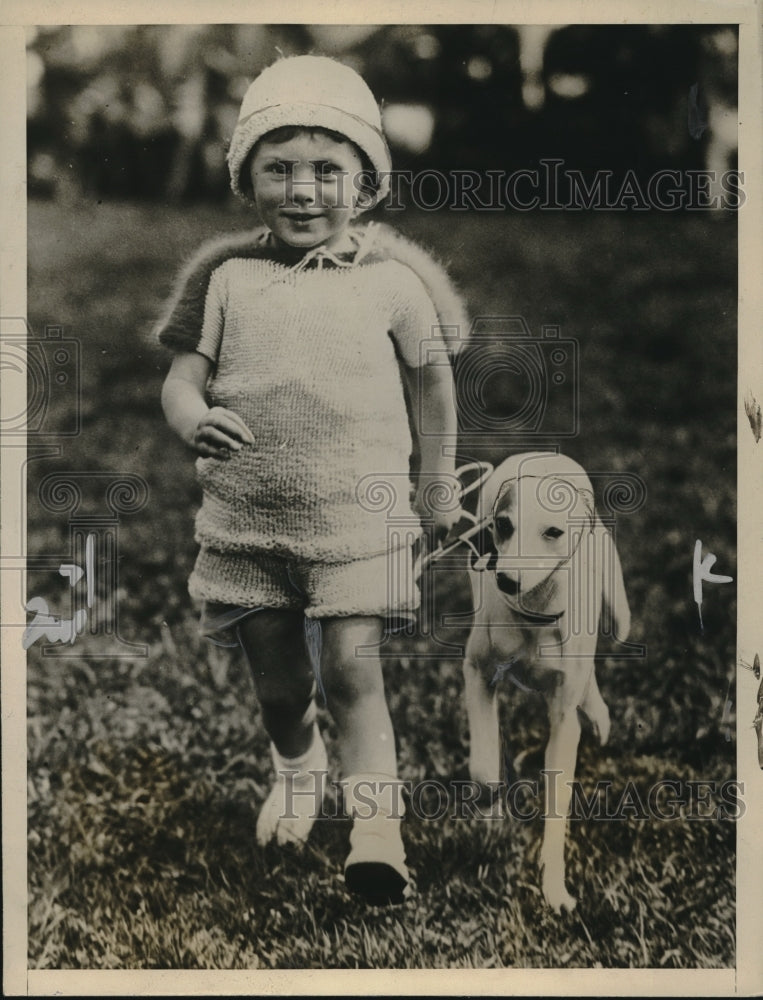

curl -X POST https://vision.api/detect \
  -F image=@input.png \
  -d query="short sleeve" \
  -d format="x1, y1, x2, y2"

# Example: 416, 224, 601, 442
389, 263, 444, 368
195, 268, 226, 364
154, 228, 266, 353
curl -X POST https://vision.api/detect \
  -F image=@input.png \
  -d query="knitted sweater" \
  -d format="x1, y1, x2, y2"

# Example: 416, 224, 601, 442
156, 224, 468, 578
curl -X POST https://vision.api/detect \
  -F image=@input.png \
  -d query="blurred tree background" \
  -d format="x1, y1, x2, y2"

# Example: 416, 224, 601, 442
26, 22, 738, 203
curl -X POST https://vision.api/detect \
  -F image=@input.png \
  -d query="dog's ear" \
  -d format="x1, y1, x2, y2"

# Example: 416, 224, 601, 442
576, 488, 596, 525
593, 515, 631, 642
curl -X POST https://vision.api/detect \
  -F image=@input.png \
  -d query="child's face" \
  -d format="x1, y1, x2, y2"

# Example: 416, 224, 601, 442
249, 130, 366, 250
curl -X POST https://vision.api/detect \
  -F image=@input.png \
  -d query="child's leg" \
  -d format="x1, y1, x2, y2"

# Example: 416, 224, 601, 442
318, 616, 396, 776
237, 609, 327, 846
237, 609, 315, 757
320, 616, 408, 903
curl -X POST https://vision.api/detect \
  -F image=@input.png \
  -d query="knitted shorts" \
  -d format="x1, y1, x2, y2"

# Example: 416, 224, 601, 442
195, 546, 420, 645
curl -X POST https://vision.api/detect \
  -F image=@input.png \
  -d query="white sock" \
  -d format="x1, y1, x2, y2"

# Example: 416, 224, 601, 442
343, 772, 409, 899
256, 722, 328, 847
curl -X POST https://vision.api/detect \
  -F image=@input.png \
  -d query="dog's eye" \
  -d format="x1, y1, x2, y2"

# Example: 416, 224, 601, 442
493, 515, 514, 540
543, 527, 565, 540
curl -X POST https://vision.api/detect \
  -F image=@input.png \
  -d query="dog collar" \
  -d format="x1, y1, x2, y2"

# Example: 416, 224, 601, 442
498, 595, 565, 625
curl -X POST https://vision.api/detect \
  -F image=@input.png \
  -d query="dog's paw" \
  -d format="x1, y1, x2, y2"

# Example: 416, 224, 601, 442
540, 858, 577, 913
542, 878, 577, 914
467, 762, 502, 789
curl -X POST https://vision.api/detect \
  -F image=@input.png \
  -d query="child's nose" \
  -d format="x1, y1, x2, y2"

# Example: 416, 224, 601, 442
290, 165, 317, 205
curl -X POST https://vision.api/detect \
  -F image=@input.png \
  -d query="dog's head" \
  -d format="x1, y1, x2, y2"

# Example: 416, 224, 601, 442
471, 453, 595, 616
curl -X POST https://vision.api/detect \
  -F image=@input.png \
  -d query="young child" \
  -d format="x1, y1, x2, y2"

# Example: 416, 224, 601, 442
157, 55, 466, 904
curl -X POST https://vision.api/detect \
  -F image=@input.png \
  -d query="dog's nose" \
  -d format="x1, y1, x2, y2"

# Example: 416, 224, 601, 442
496, 572, 520, 597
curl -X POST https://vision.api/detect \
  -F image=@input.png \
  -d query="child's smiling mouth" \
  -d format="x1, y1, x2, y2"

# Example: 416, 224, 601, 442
283, 212, 324, 224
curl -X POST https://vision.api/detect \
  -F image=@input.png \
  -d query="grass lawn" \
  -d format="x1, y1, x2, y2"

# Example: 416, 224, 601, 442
26, 196, 736, 969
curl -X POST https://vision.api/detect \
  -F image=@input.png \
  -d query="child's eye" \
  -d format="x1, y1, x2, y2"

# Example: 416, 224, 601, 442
543, 527, 565, 540
312, 160, 344, 179
265, 160, 293, 175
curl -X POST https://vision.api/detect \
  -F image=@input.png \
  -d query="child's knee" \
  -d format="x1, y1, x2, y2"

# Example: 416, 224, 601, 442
321, 657, 385, 712
318, 616, 385, 708
257, 676, 315, 718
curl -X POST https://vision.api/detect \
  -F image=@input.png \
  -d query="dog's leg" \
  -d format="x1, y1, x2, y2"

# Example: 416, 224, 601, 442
540, 668, 586, 913
463, 655, 501, 786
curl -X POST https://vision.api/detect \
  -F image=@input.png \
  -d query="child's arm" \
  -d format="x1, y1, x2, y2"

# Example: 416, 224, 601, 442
161, 352, 255, 460
400, 359, 461, 543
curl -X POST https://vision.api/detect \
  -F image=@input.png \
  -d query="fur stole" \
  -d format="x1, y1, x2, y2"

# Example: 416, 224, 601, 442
154, 221, 469, 356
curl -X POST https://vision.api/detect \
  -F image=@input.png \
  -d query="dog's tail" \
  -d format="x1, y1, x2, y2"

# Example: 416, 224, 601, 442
598, 520, 631, 642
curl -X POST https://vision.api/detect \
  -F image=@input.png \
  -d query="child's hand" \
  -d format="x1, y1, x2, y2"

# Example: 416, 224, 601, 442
192, 407, 255, 459
412, 474, 464, 547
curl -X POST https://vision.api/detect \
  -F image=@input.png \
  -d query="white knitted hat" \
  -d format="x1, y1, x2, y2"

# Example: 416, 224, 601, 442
228, 55, 392, 206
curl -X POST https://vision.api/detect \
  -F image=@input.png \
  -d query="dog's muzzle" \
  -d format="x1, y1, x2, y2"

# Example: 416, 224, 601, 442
493, 568, 564, 624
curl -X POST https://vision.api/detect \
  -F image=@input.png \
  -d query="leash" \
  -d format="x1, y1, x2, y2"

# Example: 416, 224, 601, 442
412, 461, 494, 580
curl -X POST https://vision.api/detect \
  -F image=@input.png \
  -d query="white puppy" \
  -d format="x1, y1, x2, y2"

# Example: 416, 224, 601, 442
462, 451, 631, 912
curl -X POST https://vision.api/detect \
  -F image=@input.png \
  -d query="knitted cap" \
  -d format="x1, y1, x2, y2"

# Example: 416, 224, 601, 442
228, 55, 392, 206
